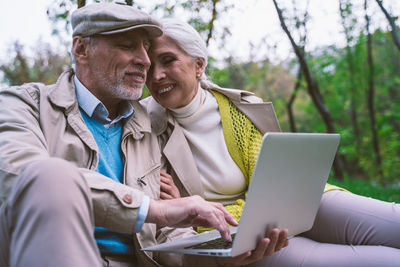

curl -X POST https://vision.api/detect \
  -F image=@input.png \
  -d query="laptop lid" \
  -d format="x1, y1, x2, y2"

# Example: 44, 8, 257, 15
230, 132, 340, 256
143, 132, 340, 257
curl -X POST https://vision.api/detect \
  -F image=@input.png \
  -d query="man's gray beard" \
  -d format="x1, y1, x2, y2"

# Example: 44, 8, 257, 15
101, 74, 143, 100
113, 83, 143, 101
91, 62, 144, 101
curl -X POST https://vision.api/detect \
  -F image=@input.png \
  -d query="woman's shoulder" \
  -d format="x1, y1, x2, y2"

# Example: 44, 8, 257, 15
207, 86, 264, 104
206, 86, 281, 133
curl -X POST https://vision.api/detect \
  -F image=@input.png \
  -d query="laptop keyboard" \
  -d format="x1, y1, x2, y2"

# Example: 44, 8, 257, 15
185, 233, 236, 249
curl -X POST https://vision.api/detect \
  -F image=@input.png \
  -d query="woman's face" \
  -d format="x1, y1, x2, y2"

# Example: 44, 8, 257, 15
146, 35, 204, 109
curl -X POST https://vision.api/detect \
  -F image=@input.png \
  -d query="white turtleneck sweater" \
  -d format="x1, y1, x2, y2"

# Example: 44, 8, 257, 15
170, 88, 246, 202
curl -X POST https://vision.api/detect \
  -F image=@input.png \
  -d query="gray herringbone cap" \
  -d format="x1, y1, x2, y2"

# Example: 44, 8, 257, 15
71, 2, 162, 38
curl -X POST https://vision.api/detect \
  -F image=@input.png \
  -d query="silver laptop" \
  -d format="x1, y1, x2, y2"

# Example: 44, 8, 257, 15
142, 132, 340, 257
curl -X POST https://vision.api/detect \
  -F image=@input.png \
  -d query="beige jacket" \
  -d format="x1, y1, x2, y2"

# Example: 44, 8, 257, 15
0, 69, 187, 266
142, 85, 281, 267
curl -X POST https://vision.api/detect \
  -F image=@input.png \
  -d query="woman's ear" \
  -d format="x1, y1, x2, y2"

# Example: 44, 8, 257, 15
195, 58, 206, 77
72, 36, 90, 65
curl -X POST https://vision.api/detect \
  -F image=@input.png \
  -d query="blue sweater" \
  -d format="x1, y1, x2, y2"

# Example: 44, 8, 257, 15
81, 110, 134, 257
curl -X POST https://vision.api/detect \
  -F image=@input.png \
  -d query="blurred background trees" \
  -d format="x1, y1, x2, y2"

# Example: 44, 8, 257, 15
1, 0, 399, 200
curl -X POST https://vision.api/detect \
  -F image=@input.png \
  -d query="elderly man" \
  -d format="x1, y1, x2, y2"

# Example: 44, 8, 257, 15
0, 3, 236, 267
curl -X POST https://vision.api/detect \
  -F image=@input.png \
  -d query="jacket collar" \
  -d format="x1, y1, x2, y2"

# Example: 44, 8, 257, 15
48, 69, 78, 113
210, 86, 254, 102
143, 96, 169, 136
48, 69, 151, 136
123, 101, 152, 138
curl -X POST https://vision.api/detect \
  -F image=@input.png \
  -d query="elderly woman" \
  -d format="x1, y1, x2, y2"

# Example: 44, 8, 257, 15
143, 18, 400, 266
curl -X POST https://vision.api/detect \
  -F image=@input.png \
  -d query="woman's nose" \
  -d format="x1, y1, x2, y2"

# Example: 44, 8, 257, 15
150, 65, 166, 81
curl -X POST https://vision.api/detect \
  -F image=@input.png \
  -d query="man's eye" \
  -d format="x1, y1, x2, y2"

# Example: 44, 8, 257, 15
144, 42, 151, 51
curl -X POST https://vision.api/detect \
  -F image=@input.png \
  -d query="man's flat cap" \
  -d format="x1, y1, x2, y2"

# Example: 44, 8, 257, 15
71, 2, 162, 38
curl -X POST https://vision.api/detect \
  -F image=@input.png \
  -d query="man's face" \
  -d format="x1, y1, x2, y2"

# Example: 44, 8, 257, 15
86, 29, 151, 103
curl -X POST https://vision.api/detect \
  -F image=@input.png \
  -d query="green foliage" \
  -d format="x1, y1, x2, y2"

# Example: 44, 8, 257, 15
150, 0, 233, 46
1, 41, 71, 86
301, 29, 400, 186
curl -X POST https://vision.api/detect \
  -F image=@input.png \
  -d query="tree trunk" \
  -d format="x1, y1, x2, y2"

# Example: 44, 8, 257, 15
287, 69, 302, 132
339, 0, 361, 151
206, 0, 220, 46
365, 0, 383, 178
78, 0, 86, 8
272, 0, 344, 180
375, 0, 400, 52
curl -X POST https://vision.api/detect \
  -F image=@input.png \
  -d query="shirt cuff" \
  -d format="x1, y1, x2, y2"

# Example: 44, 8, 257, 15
134, 195, 150, 233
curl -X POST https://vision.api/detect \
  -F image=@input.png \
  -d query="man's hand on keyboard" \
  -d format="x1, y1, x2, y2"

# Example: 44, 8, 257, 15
147, 195, 238, 242
216, 228, 289, 267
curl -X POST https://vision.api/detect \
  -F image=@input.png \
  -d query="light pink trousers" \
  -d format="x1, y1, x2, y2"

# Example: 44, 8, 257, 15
250, 190, 400, 267
0, 158, 136, 267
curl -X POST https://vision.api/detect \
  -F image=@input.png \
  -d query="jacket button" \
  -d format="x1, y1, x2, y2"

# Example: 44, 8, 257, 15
123, 194, 132, 204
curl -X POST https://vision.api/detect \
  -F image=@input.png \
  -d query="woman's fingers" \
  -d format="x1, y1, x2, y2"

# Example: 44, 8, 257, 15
160, 179, 173, 199
160, 179, 172, 191
160, 191, 173, 200
160, 174, 172, 184
263, 228, 279, 257
248, 238, 270, 262
216, 227, 289, 266
160, 171, 181, 198
274, 229, 289, 251
160, 170, 173, 181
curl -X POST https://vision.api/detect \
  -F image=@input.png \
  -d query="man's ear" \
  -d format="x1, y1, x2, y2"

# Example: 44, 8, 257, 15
72, 36, 90, 65
195, 58, 206, 76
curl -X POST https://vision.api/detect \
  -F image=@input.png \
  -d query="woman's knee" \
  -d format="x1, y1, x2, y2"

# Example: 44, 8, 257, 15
304, 190, 400, 247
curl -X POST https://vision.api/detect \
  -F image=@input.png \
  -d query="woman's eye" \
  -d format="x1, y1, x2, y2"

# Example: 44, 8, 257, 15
163, 57, 175, 64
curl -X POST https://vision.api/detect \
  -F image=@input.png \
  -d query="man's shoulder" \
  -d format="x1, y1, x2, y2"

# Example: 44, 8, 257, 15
0, 70, 74, 107
1, 82, 54, 104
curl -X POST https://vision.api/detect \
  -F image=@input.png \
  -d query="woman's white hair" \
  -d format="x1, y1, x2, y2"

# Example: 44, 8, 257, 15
161, 18, 219, 89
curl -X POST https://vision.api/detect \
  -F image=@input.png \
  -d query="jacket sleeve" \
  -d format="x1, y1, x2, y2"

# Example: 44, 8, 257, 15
0, 85, 143, 234
0, 85, 49, 204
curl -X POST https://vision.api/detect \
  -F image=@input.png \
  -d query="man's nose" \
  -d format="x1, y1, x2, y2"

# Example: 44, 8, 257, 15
133, 45, 151, 70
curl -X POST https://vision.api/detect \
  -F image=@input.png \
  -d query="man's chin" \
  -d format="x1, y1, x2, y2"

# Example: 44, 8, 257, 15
115, 85, 143, 101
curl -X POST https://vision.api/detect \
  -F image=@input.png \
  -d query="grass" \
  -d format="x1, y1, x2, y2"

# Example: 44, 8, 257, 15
328, 177, 400, 203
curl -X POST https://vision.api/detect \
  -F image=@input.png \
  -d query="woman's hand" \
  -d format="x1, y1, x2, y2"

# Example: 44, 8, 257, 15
216, 228, 289, 266
160, 170, 181, 199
